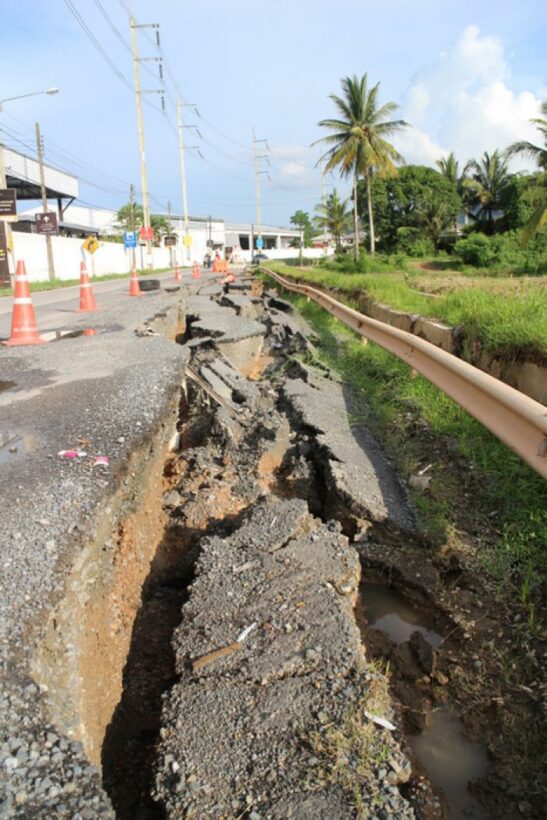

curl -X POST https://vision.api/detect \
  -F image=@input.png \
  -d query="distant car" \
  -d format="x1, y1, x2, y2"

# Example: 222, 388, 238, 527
252, 252, 269, 265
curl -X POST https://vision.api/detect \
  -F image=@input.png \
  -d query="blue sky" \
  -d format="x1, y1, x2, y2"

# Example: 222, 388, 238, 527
1, 0, 545, 226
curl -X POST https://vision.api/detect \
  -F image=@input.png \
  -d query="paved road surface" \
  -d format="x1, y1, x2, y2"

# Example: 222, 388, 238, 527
0, 269, 200, 339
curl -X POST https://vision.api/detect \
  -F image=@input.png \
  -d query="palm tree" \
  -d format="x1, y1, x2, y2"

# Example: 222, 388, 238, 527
436, 152, 460, 185
506, 101, 547, 170
315, 74, 407, 257
314, 189, 351, 249
506, 101, 547, 243
464, 150, 510, 232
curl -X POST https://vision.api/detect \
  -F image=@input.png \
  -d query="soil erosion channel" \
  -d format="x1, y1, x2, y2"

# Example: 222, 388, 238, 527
27, 275, 541, 819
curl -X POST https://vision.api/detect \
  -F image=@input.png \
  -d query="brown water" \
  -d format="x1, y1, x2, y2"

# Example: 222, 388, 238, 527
358, 581, 489, 819
359, 582, 443, 647
0, 380, 16, 394
410, 708, 489, 819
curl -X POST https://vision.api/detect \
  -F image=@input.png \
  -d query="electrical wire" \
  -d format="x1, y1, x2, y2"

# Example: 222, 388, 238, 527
63, 0, 133, 91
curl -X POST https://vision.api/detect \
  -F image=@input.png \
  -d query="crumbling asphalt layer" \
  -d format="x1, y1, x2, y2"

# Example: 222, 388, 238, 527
0, 287, 191, 818
1, 274, 418, 818
151, 282, 418, 818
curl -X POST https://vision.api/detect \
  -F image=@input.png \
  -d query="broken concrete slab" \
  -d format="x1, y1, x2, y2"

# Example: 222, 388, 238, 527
153, 500, 371, 817
281, 374, 415, 535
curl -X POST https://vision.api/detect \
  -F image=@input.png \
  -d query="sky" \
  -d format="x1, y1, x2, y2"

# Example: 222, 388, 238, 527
1, 0, 545, 227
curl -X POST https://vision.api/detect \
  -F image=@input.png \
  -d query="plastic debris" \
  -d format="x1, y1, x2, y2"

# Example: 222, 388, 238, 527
236, 623, 257, 643
364, 711, 396, 731
58, 450, 87, 459
94, 455, 110, 467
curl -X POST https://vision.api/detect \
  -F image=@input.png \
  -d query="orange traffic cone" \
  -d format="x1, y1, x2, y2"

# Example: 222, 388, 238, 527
5, 261, 47, 346
174, 264, 182, 282
128, 265, 141, 296
76, 261, 99, 312
192, 262, 201, 280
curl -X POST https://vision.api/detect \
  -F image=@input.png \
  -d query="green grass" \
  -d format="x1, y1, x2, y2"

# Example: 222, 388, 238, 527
276, 288, 547, 599
266, 260, 547, 357
0, 267, 174, 298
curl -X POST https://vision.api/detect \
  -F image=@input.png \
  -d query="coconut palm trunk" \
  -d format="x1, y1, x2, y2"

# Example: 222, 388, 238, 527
366, 168, 375, 254
353, 173, 360, 260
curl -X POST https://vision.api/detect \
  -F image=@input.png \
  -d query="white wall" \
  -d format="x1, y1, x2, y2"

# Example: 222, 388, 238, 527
10, 232, 173, 282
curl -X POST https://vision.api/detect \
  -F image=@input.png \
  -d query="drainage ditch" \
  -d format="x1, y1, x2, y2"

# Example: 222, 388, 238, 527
28, 278, 537, 818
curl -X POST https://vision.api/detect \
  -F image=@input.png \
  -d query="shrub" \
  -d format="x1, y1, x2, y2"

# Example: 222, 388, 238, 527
454, 233, 495, 267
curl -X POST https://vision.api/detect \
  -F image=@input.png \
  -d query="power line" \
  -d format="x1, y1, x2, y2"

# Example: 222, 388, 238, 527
92, 0, 132, 54
63, 0, 133, 91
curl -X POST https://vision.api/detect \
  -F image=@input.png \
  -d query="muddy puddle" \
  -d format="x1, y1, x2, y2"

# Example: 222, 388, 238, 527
358, 581, 443, 647
357, 580, 489, 819
0, 380, 17, 393
410, 707, 488, 819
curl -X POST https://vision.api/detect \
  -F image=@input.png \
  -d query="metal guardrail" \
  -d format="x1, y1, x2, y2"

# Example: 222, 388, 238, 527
262, 267, 547, 479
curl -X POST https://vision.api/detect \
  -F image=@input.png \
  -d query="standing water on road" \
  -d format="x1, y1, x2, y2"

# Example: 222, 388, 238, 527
357, 580, 489, 819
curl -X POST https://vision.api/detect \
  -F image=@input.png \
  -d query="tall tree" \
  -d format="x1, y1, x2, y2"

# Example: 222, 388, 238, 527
315, 74, 407, 257
506, 100, 547, 171
290, 210, 314, 247
506, 100, 547, 243
117, 202, 169, 241
314, 189, 351, 249
359, 165, 461, 252
435, 152, 470, 232
464, 150, 510, 233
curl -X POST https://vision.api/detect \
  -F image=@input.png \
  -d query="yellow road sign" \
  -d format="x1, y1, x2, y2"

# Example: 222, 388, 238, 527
83, 236, 100, 254
183, 233, 192, 247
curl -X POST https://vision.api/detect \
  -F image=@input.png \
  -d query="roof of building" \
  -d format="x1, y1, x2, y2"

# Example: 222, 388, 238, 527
3, 147, 79, 200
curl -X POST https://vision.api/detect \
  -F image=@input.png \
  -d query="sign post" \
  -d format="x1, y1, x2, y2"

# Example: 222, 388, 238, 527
0, 189, 16, 288
123, 230, 137, 269
35, 212, 58, 235
0, 189, 17, 220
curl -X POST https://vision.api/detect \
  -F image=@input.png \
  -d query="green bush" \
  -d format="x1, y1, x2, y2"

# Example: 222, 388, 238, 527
454, 233, 496, 267
321, 251, 408, 275
454, 230, 547, 273
396, 227, 435, 257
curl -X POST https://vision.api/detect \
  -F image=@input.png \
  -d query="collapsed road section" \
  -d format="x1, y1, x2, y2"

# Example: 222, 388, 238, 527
2, 272, 532, 818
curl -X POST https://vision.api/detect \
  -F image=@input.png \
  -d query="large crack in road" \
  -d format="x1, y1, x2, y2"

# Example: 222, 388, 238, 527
3, 273, 527, 819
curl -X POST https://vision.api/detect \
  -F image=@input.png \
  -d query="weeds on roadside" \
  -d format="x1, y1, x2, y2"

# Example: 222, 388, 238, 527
267, 260, 547, 356
306, 668, 395, 817
273, 287, 547, 615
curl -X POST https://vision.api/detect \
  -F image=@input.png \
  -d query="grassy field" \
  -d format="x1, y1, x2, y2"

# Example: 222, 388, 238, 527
278, 288, 546, 618
0, 267, 174, 298
266, 259, 547, 358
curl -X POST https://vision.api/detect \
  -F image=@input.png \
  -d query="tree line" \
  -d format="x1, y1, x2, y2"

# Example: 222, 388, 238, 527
294, 76, 546, 268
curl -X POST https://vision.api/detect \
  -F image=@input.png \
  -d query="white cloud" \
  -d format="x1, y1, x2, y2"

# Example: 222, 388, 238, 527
269, 144, 319, 189
397, 25, 543, 169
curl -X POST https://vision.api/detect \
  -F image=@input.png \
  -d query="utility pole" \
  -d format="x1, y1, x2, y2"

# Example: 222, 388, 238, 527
176, 98, 190, 262
252, 128, 262, 248
129, 9, 153, 270
35, 122, 55, 282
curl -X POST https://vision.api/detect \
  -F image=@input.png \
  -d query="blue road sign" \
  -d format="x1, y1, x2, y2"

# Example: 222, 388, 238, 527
123, 231, 137, 249
256, 236, 264, 249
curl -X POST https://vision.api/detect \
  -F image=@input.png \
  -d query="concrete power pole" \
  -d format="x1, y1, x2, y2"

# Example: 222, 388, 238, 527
252, 128, 263, 249
176, 98, 190, 263
35, 122, 55, 282
129, 11, 153, 270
